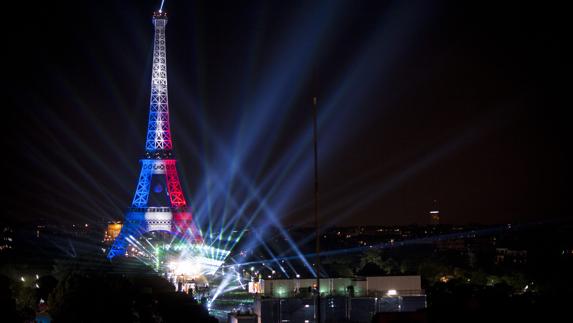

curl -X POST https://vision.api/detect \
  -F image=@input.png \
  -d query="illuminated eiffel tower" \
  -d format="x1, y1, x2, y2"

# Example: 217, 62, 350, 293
108, 10, 201, 259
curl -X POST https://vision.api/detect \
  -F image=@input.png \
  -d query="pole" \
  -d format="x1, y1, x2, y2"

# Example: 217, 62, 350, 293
313, 96, 321, 323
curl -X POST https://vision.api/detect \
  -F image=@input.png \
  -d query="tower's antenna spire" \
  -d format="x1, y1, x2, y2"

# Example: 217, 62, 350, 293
146, 8, 171, 157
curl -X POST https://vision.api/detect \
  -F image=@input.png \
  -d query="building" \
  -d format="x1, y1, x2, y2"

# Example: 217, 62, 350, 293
0, 225, 14, 251
259, 276, 423, 298
256, 294, 426, 323
429, 200, 440, 225
254, 276, 426, 322
429, 211, 440, 226
366, 276, 423, 296
107, 10, 202, 259
372, 312, 427, 323
103, 222, 123, 244
496, 248, 527, 265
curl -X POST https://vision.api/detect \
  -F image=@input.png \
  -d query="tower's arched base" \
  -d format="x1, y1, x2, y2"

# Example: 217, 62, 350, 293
107, 207, 202, 259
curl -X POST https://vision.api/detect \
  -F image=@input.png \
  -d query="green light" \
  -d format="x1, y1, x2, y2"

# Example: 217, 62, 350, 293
276, 287, 286, 297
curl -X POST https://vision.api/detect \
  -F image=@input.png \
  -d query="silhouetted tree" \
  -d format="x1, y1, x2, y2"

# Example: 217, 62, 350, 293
0, 275, 20, 322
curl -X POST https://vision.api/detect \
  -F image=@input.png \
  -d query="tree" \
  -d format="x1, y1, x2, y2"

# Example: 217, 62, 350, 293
321, 255, 356, 277
356, 249, 383, 272
0, 275, 20, 322
38, 275, 58, 302
48, 273, 135, 323
380, 258, 399, 275
418, 259, 450, 285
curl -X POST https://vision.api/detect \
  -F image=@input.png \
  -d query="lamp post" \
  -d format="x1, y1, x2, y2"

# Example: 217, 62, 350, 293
313, 96, 321, 323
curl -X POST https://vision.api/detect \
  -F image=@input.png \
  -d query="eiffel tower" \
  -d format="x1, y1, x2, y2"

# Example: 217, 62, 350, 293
108, 10, 201, 259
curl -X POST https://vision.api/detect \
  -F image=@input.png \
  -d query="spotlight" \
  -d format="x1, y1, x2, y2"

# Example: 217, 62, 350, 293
169, 260, 203, 276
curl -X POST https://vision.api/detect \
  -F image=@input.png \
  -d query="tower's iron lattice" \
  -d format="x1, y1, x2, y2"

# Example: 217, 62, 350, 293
108, 11, 201, 259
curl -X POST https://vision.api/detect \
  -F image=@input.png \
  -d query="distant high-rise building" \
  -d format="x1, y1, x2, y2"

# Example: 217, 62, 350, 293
429, 200, 440, 225
0, 226, 14, 251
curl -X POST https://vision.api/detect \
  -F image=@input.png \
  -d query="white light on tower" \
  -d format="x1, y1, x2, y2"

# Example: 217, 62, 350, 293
387, 289, 398, 296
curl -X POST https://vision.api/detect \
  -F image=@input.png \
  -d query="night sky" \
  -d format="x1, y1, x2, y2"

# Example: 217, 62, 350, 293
3, 0, 569, 227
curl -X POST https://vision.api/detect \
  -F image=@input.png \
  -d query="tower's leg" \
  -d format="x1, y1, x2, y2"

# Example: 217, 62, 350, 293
107, 211, 145, 260
165, 161, 186, 207
172, 210, 202, 243
132, 161, 153, 208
